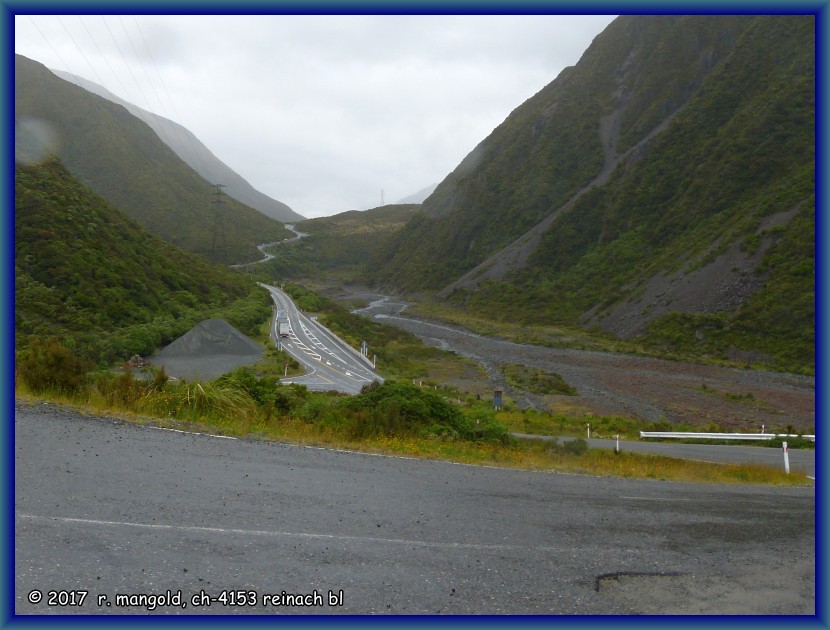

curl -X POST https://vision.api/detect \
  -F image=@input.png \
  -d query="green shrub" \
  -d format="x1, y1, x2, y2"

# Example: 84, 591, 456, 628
563, 438, 589, 456
91, 371, 148, 406
337, 381, 484, 440
16, 337, 92, 395
465, 406, 511, 444
216, 367, 310, 417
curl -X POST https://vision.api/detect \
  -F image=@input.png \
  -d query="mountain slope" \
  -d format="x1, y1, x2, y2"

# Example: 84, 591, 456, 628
15, 54, 289, 265
369, 15, 813, 372
15, 158, 270, 364
52, 69, 304, 223
263, 204, 422, 281
376, 15, 760, 290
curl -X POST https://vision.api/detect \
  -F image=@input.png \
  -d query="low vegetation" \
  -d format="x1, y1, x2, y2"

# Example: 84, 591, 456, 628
501, 363, 577, 396
15, 337, 810, 486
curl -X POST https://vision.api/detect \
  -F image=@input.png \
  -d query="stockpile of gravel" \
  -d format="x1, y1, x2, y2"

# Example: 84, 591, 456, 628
149, 318, 264, 381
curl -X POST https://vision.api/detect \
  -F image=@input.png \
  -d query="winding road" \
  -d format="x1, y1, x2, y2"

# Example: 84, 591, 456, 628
231, 225, 308, 268
261, 284, 382, 394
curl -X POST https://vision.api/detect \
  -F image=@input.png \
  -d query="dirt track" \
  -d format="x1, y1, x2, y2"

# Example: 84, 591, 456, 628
344, 291, 814, 433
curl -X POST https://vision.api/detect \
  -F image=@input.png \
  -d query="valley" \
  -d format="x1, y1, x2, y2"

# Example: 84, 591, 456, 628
12, 13, 818, 620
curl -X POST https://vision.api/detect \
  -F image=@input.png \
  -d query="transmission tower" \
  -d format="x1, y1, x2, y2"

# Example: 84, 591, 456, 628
211, 183, 227, 261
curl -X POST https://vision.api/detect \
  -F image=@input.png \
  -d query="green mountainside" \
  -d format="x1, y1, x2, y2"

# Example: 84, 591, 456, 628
364, 15, 813, 372
15, 158, 270, 365
264, 204, 422, 281
15, 54, 289, 265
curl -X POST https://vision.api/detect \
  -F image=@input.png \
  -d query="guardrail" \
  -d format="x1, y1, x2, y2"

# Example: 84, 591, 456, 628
640, 431, 815, 442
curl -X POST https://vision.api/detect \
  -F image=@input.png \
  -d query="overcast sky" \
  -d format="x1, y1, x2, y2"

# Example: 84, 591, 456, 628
15, 13, 617, 219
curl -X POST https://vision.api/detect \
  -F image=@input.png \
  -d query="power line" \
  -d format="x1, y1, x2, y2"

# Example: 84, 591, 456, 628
78, 16, 133, 104
118, 15, 165, 117
100, 15, 148, 109
27, 16, 72, 75
211, 183, 228, 261
26, 14, 220, 190
131, 16, 213, 179
56, 16, 107, 88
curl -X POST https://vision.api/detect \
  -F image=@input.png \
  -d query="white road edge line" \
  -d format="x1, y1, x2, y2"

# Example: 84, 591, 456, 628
146, 426, 237, 440
16, 512, 575, 553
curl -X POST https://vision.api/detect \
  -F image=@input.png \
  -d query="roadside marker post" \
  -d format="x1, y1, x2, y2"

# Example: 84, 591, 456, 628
615, 434, 620, 453
493, 390, 503, 411
783, 441, 790, 474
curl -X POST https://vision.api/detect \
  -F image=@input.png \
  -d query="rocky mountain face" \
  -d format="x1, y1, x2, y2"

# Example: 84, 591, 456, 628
369, 15, 814, 372
51, 69, 304, 223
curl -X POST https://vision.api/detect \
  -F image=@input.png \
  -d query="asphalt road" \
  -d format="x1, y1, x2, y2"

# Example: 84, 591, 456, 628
261, 284, 382, 394
15, 402, 815, 616
231, 225, 308, 268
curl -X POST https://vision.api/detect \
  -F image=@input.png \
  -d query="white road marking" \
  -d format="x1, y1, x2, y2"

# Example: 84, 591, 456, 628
15, 512, 612, 554
263, 284, 382, 390
146, 426, 237, 440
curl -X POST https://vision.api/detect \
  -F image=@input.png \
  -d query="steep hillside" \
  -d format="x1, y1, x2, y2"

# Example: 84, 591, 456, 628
52, 69, 304, 223
15, 54, 290, 265
15, 158, 271, 365
370, 15, 813, 372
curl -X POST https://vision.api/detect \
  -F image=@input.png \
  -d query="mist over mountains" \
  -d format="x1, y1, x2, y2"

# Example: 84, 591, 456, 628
13, 14, 815, 375
51, 69, 304, 224
15, 54, 291, 265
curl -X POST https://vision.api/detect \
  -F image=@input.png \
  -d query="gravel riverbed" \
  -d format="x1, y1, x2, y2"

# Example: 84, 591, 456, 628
343, 291, 814, 432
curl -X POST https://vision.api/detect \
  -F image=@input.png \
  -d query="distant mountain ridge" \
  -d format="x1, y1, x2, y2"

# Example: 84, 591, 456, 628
395, 183, 438, 205
51, 69, 304, 224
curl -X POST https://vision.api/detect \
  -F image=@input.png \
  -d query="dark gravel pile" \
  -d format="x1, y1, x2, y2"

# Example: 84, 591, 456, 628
149, 318, 263, 381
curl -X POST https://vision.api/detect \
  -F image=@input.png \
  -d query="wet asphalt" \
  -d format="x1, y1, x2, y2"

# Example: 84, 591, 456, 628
14, 402, 814, 617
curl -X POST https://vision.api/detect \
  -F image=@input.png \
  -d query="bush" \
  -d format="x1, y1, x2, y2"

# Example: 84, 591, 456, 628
216, 367, 309, 417
465, 406, 511, 444
336, 381, 485, 441
91, 371, 148, 406
16, 337, 92, 395
563, 437, 589, 456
